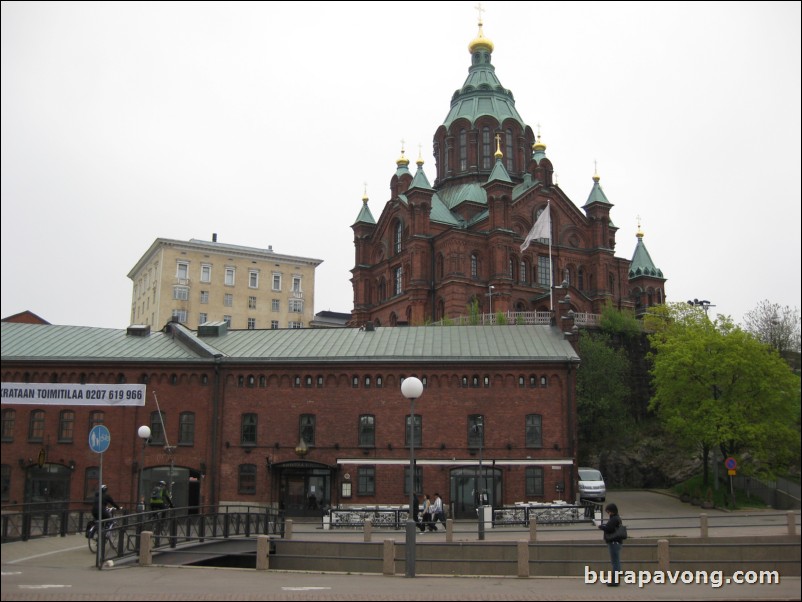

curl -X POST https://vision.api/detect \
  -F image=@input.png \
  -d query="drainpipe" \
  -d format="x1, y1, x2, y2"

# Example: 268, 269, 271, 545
210, 355, 223, 506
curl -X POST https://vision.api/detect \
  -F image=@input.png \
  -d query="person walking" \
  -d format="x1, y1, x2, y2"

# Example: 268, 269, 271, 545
598, 502, 624, 586
420, 494, 434, 532
432, 493, 446, 529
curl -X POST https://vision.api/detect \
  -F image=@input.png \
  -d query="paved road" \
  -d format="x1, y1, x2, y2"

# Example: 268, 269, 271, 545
2, 491, 800, 601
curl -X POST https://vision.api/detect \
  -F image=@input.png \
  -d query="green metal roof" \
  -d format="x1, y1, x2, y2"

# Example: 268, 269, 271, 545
629, 237, 664, 279
436, 182, 487, 210
353, 200, 376, 225
408, 165, 434, 192
486, 158, 512, 184
429, 194, 462, 226
443, 49, 525, 129
1, 323, 197, 362
1, 323, 579, 365
583, 179, 612, 207
206, 325, 579, 363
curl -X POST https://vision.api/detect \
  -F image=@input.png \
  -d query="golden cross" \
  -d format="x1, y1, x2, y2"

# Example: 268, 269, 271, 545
475, 2, 485, 25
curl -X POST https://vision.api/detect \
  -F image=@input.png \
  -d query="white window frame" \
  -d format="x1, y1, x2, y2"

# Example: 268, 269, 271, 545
224, 293, 233, 307
199, 312, 208, 325
272, 273, 282, 291
289, 299, 304, 313
225, 267, 236, 286
249, 270, 259, 289
176, 262, 189, 281
200, 264, 212, 283
247, 318, 256, 329
292, 276, 302, 292
173, 286, 189, 301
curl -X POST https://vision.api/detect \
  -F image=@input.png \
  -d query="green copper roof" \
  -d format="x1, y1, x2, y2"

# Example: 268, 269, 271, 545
629, 236, 664, 279
437, 182, 487, 210
1, 323, 579, 365
429, 194, 462, 226
1, 323, 197, 361
205, 325, 579, 363
486, 158, 513, 184
442, 48, 525, 129
584, 179, 612, 207
409, 165, 434, 191
353, 201, 376, 225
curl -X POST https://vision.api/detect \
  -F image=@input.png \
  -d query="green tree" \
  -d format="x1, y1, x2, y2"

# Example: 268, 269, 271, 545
576, 331, 632, 449
648, 303, 799, 484
743, 299, 801, 355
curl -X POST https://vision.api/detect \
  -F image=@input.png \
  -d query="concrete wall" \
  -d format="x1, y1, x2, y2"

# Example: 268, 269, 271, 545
271, 535, 801, 577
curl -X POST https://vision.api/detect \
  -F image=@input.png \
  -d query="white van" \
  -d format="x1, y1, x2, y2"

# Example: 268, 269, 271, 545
577, 467, 606, 502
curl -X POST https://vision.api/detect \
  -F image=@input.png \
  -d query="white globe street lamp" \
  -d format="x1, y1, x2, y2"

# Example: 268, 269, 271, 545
400, 376, 424, 578
137, 425, 151, 513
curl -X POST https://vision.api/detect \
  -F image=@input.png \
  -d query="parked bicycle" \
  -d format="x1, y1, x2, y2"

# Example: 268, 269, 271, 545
86, 507, 124, 555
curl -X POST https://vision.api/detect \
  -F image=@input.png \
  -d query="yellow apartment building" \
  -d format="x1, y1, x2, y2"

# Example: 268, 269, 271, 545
128, 235, 323, 330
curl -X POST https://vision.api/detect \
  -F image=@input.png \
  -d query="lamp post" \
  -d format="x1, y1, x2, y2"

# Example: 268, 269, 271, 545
687, 298, 715, 317
137, 425, 151, 513
400, 376, 424, 578
473, 418, 485, 540
487, 285, 495, 322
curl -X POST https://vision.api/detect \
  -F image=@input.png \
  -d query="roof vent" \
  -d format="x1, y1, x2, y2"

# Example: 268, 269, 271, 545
364, 322, 375, 332
198, 321, 228, 337
126, 324, 151, 337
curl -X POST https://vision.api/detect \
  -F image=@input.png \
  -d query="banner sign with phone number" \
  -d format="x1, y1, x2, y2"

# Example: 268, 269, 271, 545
1, 383, 146, 406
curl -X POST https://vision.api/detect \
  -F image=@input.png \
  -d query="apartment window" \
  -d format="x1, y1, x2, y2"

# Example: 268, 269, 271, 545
405, 414, 422, 448
272, 273, 281, 291
28, 410, 45, 442
1, 409, 15, 442
357, 466, 375, 495
247, 318, 256, 329
468, 414, 484, 449
224, 293, 233, 307
223, 315, 232, 327
238, 464, 256, 494
241, 413, 257, 445
179, 412, 195, 446
248, 296, 257, 309
200, 290, 209, 304
525, 467, 545, 497
300, 414, 315, 446
171, 309, 188, 323
199, 312, 208, 325
289, 299, 303, 313
292, 276, 301, 292
200, 264, 212, 283
403, 466, 423, 496
358, 415, 375, 447
173, 286, 189, 300
289, 321, 303, 329
249, 270, 259, 288
149, 411, 165, 445
176, 262, 189, 281
271, 299, 280, 311
225, 267, 235, 286
271, 320, 279, 329
525, 414, 542, 448
537, 256, 550, 285
58, 410, 75, 442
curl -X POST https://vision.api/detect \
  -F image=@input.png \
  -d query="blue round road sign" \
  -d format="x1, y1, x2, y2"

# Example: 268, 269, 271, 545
88, 425, 111, 453
724, 457, 737, 470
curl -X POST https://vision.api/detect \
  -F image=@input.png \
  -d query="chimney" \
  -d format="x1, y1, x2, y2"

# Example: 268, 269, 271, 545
212, 233, 217, 242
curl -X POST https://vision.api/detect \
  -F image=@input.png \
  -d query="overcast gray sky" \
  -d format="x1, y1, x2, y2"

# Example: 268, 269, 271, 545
2, 1, 800, 329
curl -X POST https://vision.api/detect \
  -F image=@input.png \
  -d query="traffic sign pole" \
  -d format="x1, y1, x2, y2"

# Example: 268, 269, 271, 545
89, 426, 111, 569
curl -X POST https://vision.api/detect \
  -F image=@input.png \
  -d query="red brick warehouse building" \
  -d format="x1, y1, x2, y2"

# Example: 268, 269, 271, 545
2, 314, 580, 519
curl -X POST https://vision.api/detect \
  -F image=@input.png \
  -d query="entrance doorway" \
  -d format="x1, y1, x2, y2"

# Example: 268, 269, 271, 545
276, 463, 331, 517
450, 466, 502, 519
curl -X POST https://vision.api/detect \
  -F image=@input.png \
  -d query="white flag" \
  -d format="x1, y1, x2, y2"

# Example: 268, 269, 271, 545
520, 204, 551, 252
